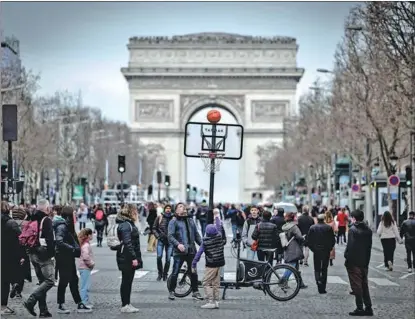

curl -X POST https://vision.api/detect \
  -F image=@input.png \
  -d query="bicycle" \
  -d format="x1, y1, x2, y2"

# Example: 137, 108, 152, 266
167, 232, 301, 301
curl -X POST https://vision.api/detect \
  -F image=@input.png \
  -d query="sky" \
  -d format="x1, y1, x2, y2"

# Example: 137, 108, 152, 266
1, 1, 359, 202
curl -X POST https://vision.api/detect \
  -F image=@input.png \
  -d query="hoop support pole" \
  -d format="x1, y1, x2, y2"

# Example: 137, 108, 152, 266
208, 124, 217, 222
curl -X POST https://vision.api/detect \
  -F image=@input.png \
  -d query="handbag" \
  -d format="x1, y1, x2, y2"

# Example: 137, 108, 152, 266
251, 224, 260, 251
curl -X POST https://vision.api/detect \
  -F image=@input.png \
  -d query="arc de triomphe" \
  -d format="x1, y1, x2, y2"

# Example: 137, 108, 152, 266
121, 33, 304, 203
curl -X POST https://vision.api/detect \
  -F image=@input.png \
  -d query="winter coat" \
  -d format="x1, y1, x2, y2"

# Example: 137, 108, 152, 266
344, 221, 372, 268
153, 212, 173, 244
400, 218, 415, 243
53, 215, 80, 260
251, 221, 281, 250
168, 215, 202, 256
1, 213, 25, 282
307, 222, 335, 254
282, 222, 305, 263
116, 215, 142, 271
78, 242, 95, 269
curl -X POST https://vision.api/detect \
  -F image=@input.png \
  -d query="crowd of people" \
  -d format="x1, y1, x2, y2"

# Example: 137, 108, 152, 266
1, 199, 414, 316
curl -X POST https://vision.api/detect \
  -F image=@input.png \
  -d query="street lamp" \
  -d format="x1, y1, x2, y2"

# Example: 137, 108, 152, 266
389, 152, 398, 174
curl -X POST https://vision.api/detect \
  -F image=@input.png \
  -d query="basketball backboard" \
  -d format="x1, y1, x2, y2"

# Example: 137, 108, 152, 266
184, 121, 244, 160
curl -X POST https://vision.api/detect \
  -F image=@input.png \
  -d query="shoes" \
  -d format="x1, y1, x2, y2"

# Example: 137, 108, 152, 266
163, 274, 168, 281
387, 261, 393, 271
168, 291, 175, 300
304, 262, 309, 266
39, 311, 53, 318
215, 301, 219, 309
120, 304, 139, 313
57, 304, 70, 314
9, 284, 18, 299
192, 292, 204, 300
1, 307, 15, 315
408, 268, 413, 273
23, 300, 37, 317
77, 302, 92, 313
349, 308, 373, 316
157, 274, 162, 281
201, 302, 216, 309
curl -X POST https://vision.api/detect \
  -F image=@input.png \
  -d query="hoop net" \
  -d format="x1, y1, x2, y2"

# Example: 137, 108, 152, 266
198, 152, 225, 173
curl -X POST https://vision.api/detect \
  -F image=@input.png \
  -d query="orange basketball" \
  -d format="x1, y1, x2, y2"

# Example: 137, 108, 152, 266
207, 109, 221, 123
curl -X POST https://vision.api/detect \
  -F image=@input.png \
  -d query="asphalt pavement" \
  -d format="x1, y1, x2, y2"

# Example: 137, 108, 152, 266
7, 220, 415, 318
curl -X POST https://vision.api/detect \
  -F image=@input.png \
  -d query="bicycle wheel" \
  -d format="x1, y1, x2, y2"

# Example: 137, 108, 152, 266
264, 264, 301, 301
166, 269, 192, 298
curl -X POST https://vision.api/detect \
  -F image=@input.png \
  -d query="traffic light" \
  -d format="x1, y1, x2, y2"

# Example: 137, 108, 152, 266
148, 184, 153, 196
405, 166, 412, 186
118, 155, 126, 173
193, 186, 197, 193
164, 175, 170, 187
186, 184, 190, 192
157, 171, 162, 184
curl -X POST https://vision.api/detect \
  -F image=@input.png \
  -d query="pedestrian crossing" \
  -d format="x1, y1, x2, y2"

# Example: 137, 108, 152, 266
119, 270, 401, 287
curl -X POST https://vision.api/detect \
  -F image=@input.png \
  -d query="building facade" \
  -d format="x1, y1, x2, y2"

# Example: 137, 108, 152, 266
121, 32, 304, 202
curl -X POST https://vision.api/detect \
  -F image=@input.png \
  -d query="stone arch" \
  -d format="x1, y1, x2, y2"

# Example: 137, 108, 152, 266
180, 96, 244, 127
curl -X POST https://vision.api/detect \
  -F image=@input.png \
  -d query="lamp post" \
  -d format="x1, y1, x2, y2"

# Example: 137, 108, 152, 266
389, 152, 399, 221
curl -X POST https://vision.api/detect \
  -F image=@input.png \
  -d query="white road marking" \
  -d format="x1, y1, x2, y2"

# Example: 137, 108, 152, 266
376, 263, 385, 269
369, 266, 394, 279
399, 272, 415, 280
368, 278, 399, 286
326, 276, 349, 285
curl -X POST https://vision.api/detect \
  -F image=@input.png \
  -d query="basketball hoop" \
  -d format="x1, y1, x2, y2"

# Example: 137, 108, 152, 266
198, 152, 225, 173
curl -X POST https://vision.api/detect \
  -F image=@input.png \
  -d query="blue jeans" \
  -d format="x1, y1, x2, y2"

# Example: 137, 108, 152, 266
169, 255, 199, 293
246, 249, 257, 260
156, 240, 173, 276
79, 269, 91, 304
282, 262, 297, 280
231, 224, 242, 241
199, 220, 207, 236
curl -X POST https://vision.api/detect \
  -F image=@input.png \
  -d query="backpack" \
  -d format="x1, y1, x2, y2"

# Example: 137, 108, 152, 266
279, 231, 295, 248
95, 210, 104, 221
107, 222, 132, 249
19, 217, 47, 248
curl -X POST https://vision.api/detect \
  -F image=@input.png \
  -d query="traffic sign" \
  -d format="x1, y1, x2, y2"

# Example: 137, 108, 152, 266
351, 184, 360, 192
388, 175, 400, 186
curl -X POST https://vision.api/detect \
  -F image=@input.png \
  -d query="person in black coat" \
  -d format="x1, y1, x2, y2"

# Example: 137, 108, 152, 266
93, 204, 107, 247
115, 204, 142, 313
400, 211, 415, 271
297, 206, 316, 266
344, 210, 373, 316
307, 214, 335, 294
54, 206, 91, 313
1, 201, 25, 315
252, 211, 281, 264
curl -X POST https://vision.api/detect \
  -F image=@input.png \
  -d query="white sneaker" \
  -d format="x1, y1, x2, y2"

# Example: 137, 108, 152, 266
215, 301, 219, 309
121, 306, 132, 313
127, 304, 139, 313
387, 261, 393, 271
408, 268, 413, 273
201, 302, 216, 309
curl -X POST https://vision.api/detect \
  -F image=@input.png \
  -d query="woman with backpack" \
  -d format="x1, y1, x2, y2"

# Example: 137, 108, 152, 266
114, 204, 142, 313
53, 206, 92, 314
93, 205, 107, 247
280, 212, 307, 289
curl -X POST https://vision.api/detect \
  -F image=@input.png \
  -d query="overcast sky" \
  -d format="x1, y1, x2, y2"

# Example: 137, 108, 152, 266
1, 1, 358, 202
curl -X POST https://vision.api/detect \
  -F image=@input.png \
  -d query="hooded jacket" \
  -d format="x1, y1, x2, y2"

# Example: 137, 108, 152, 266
192, 217, 225, 268
282, 221, 305, 263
